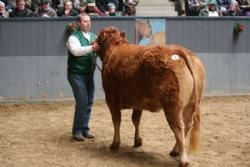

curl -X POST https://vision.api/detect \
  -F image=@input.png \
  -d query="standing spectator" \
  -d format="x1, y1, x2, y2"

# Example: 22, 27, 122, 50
0, 1, 9, 17
9, 0, 37, 17
37, 0, 57, 17
199, 0, 219, 16
57, 0, 78, 16
66, 13, 100, 141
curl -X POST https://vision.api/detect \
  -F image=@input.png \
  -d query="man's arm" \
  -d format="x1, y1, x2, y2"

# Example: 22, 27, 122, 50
66, 35, 93, 56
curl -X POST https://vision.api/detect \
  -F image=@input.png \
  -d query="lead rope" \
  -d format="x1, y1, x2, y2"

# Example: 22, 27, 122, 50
96, 63, 103, 72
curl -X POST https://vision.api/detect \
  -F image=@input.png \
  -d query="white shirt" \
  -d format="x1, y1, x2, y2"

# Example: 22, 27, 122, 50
66, 31, 93, 57
208, 11, 219, 17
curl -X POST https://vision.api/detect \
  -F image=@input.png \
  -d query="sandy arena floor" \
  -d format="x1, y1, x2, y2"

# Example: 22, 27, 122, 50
0, 96, 250, 167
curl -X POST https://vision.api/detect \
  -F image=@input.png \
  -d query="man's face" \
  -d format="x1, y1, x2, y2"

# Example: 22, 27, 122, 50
64, 1, 72, 11
17, 0, 25, 11
78, 15, 91, 32
87, 6, 95, 12
108, 7, 115, 13
42, 2, 50, 11
0, 4, 5, 13
209, 4, 216, 11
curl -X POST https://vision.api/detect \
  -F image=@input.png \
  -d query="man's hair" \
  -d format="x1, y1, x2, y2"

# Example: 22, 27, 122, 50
16, 0, 25, 4
77, 13, 90, 22
63, 0, 72, 6
0, 1, 5, 7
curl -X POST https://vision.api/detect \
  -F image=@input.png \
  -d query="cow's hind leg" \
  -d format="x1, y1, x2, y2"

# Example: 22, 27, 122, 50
109, 107, 122, 151
170, 142, 180, 157
170, 103, 195, 157
132, 109, 143, 147
162, 101, 189, 167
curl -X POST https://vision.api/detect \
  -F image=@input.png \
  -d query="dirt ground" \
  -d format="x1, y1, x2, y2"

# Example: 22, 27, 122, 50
0, 96, 250, 167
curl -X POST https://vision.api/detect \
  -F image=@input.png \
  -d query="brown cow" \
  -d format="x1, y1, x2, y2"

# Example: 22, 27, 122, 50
96, 27, 205, 167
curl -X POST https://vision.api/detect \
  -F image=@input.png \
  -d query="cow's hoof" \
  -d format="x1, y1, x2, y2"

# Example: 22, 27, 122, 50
134, 138, 142, 147
169, 150, 179, 157
110, 142, 120, 151
178, 162, 190, 167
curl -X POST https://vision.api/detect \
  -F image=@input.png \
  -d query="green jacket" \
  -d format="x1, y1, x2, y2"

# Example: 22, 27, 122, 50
67, 29, 97, 75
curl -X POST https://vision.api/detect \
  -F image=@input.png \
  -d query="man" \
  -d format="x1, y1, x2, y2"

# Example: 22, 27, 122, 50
9, 0, 37, 17
107, 2, 120, 16
84, 0, 105, 16
0, 1, 9, 17
37, 0, 57, 17
123, 0, 138, 16
66, 13, 100, 141
187, 0, 207, 16
57, 0, 78, 17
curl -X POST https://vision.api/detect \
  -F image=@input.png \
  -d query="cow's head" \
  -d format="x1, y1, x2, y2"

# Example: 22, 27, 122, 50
96, 27, 126, 46
96, 27, 127, 60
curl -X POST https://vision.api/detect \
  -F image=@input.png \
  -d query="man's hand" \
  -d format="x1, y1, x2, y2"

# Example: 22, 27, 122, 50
92, 42, 100, 52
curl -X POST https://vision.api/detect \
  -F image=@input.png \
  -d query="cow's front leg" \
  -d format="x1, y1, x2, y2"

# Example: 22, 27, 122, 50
110, 108, 121, 150
132, 109, 143, 147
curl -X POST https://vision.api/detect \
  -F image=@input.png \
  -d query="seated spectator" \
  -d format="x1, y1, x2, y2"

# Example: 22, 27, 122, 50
57, 0, 78, 16
123, 0, 138, 16
187, 0, 207, 16
236, 0, 250, 15
107, 2, 119, 16
216, 0, 231, 15
9, 0, 37, 17
37, 0, 57, 17
84, 0, 105, 16
0, 1, 9, 17
199, 0, 219, 16
226, 0, 243, 15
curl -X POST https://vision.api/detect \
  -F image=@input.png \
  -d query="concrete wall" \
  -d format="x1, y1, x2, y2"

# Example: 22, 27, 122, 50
0, 17, 250, 102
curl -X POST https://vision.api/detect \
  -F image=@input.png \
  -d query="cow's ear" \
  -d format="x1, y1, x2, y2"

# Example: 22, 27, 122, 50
101, 31, 106, 39
120, 31, 126, 38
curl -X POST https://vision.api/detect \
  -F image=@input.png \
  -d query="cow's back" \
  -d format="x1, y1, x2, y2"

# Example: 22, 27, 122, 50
102, 44, 197, 111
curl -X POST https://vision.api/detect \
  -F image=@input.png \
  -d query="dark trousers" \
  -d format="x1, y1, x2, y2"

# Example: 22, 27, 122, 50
67, 73, 95, 136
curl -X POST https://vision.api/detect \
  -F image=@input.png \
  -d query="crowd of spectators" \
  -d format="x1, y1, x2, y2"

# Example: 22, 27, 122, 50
0, 0, 139, 18
1, 0, 249, 18
185, 0, 250, 16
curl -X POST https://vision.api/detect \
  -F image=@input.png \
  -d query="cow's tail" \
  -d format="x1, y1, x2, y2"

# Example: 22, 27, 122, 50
182, 50, 200, 152
190, 103, 200, 152
170, 45, 200, 152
